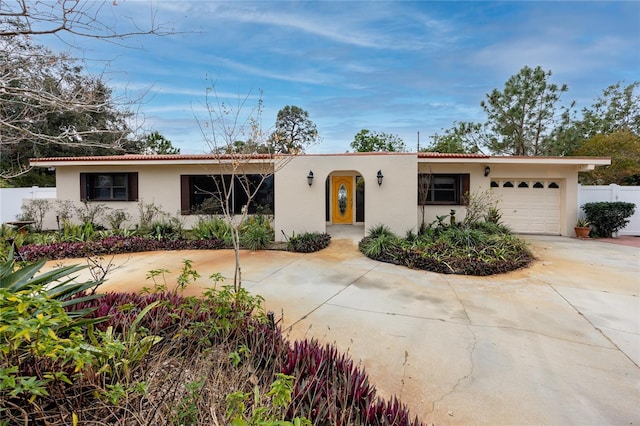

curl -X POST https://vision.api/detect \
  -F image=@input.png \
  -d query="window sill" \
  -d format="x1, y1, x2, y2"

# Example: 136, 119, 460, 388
419, 202, 463, 206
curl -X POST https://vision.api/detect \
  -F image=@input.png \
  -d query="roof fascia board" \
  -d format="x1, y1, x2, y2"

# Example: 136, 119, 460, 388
418, 157, 611, 166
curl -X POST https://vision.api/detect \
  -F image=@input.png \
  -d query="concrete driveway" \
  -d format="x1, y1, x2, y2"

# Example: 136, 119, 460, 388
46, 235, 640, 425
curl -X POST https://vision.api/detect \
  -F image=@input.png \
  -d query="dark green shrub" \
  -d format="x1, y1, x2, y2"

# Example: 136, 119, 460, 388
367, 224, 395, 239
240, 215, 274, 250
471, 221, 512, 235
359, 232, 401, 261
287, 232, 331, 253
60, 221, 96, 242
359, 222, 532, 275
148, 217, 184, 240
193, 217, 233, 246
582, 201, 636, 237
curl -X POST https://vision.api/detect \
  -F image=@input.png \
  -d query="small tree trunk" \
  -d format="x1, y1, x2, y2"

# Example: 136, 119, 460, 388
231, 225, 242, 291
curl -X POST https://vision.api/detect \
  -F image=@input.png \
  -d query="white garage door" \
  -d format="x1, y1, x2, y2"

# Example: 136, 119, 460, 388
491, 179, 562, 234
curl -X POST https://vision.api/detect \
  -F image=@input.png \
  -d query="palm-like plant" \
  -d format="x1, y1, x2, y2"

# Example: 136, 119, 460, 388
0, 249, 105, 322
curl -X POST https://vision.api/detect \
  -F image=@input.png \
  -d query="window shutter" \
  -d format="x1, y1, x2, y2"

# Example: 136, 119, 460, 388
80, 173, 88, 201
461, 174, 470, 205
180, 175, 191, 214
128, 173, 139, 201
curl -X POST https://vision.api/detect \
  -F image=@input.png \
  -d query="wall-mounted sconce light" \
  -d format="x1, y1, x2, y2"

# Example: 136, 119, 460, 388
307, 170, 314, 186
484, 166, 491, 177
377, 170, 384, 186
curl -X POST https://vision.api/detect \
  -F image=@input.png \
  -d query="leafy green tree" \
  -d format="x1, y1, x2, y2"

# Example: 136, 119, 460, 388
140, 131, 180, 155
549, 81, 640, 156
576, 131, 640, 185
268, 105, 318, 154
578, 81, 639, 139
481, 66, 570, 156
425, 122, 485, 153
350, 129, 407, 152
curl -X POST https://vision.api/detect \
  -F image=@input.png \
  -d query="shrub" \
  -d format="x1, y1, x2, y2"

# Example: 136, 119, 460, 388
582, 201, 636, 237
360, 222, 532, 276
54, 200, 75, 227
359, 225, 401, 262
240, 215, 274, 250
193, 217, 233, 246
137, 200, 163, 230
148, 218, 184, 240
105, 209, 131, 230
287, 232, 331, 253
0, 256, 110, 416
463, 189, 501, 226
20, 199, 50, 231
75, 200, 105, 227
367, 224, 395, 239
0, 288, 98, 405
60, 221, 96, 242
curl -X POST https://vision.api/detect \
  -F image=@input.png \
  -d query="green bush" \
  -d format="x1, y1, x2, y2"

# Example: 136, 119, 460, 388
582, 201, 636, 237
193, 217, 233, 246
0, 255, 108, 412
359, 225, 401, 261
359, 221, 532, 275
240, 215, 274, 250
60, 221, 96, 242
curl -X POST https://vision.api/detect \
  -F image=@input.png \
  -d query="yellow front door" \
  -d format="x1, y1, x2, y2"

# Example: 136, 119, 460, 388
332, 176, 353, 224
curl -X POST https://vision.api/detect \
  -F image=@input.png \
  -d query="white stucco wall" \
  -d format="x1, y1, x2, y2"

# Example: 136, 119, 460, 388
55, 163, 271, 230
274, 154, 418, 240
38, 154, 604, 237
416, 162, 488, 229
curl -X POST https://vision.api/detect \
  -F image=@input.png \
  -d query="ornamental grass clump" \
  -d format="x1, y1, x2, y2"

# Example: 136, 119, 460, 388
240, 214, 274, 250
359, 225, 402, 263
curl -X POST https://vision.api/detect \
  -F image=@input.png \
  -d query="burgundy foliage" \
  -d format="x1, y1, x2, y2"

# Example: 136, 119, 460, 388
18, 236, 225, 262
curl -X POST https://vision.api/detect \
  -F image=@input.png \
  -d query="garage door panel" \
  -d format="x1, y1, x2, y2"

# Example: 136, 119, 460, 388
492, 179, 561, 235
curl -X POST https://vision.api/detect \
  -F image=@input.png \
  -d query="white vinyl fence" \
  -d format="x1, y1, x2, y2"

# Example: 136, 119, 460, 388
0, 186, 57, 227
578, 184, 640, 236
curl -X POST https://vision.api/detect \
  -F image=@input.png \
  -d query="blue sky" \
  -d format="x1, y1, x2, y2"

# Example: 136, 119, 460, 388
40, 1, 639, 154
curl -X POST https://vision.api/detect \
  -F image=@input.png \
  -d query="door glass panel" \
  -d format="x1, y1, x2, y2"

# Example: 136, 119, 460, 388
338, 184, 348, 215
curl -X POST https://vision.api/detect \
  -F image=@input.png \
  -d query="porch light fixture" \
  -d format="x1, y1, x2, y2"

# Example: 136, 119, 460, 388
484, 166, 491, 177
376, 170, 384, 186
307, 170, 314, 186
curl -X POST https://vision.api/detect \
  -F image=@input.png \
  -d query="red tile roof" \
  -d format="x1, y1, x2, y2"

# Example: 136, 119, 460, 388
30, 153, 277, 162
417, 152, 490, 159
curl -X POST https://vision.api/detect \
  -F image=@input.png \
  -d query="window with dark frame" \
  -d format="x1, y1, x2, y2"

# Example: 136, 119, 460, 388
80, 173, 138, 201
418, 173, 469, 205
180, 174, 274, 215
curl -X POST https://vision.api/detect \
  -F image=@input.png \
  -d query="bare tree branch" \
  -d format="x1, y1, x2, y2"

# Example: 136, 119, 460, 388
0, 1, 174, 39
0, 1, 174, 180
193, 83, 313, 290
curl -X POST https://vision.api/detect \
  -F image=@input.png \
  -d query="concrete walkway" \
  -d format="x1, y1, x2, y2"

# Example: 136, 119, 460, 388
44, 235, 640, 425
